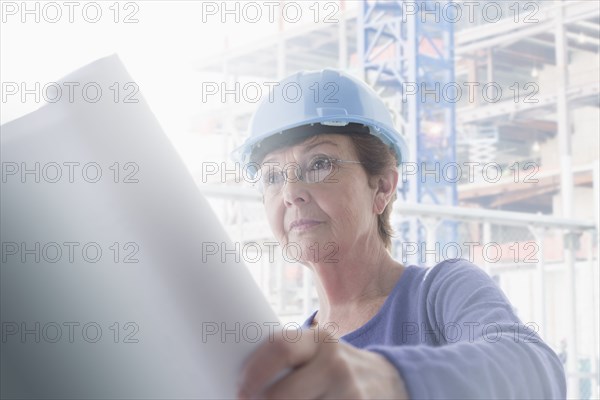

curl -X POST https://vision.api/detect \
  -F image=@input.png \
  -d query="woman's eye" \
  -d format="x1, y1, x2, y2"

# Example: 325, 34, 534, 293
309, 157, 332, 171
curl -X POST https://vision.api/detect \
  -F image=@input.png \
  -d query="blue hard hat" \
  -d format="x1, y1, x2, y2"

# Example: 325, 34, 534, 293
232, 69, 408, 172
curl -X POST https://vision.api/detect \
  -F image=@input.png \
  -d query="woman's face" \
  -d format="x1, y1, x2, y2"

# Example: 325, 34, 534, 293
260, 134, 381, 264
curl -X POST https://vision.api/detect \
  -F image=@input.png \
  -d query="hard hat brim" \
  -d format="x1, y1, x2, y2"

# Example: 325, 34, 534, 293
231, 116, 408, 170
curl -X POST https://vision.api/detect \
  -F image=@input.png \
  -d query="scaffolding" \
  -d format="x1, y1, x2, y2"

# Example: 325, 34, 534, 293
358, 0, 458, 260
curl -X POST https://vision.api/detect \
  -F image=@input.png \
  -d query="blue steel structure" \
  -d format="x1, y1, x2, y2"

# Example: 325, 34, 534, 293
358, 0, 458, 263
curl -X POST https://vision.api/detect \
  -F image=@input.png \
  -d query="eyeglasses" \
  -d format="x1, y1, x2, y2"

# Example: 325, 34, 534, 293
256, 155, 362, 197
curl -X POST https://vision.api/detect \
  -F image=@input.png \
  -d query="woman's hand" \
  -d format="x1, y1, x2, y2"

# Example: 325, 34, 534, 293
237, 327, 409, 399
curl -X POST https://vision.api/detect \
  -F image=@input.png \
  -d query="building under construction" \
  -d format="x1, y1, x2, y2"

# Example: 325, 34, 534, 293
192, 1, 599, 397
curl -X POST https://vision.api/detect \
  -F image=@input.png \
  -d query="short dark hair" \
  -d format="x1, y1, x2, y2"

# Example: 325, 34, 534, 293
250, 123, 398, 251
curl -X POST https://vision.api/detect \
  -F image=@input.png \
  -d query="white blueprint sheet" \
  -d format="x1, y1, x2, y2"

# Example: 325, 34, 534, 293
0, 55, 279, 399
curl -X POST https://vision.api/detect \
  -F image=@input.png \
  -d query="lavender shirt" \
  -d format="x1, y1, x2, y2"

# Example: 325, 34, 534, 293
301, 259, 566, 399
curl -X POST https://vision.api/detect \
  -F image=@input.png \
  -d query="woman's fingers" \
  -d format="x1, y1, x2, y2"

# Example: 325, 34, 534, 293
261, 342, 333, 399
238, 328, 409, 400
238, 329, 319, 398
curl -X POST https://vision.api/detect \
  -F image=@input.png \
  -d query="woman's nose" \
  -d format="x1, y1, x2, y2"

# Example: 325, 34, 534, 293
281, 176, 309, 207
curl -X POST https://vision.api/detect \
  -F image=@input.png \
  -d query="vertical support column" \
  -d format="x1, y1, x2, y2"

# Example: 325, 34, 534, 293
594, 163, 599, 243
356, 1, 365, 81
404, 1, 420, 266
486, 48, 493, 83
532, 226, 546, 339
565, 229, 579, 397
555, 0, 573, 219
277, 1, 286, 79
588, 230, 599, 399
555, 0, 577, 394
338, 0, 347, 70
442, 8, 458, 244
593, 163, 600, 398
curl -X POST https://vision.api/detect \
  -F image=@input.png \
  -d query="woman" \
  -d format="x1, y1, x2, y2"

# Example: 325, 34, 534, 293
233, 69, 565, 399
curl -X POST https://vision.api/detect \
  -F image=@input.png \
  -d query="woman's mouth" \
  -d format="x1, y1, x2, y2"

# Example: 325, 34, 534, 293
289, 219, 322, 232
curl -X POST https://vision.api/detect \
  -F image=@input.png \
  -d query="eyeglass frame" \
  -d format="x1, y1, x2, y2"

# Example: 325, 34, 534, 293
254, 155, 362, 197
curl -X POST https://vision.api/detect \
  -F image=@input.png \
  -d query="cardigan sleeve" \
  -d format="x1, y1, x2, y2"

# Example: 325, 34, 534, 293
366, 259, 566, 399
